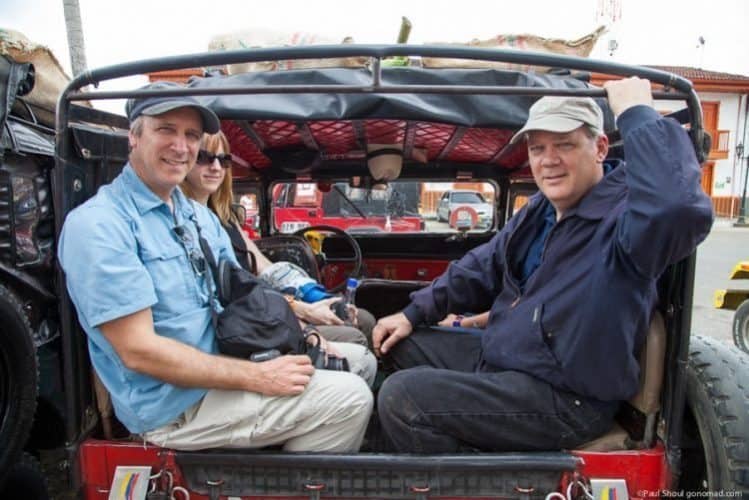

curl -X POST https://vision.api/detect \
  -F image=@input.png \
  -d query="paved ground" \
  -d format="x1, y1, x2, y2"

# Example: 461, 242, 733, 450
691, 219, 749, 346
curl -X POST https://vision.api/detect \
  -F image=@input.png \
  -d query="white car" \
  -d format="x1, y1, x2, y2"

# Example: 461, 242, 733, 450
436, 190, 493, 228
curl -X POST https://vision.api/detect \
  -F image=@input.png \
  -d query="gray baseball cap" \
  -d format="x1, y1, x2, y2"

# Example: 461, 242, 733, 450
509, 96, 604, 144
125, 81, 220, 134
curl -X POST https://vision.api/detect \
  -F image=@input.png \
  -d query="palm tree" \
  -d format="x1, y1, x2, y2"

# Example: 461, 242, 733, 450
62, 0, 87, 76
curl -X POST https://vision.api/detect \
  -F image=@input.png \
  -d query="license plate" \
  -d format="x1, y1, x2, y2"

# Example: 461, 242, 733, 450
280, 221, 311, 233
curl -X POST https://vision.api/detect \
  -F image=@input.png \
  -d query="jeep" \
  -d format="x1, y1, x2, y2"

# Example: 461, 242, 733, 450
1, 44, 748, 499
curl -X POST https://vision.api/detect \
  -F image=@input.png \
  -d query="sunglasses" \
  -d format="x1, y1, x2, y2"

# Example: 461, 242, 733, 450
196, 150, 233, 168
173, 225, 207, 276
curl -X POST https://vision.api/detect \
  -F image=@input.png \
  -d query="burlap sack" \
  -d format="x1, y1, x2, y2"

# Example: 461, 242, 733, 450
0, 28, 71, 127
422, 26, 606, 72
208, 28, 368, 75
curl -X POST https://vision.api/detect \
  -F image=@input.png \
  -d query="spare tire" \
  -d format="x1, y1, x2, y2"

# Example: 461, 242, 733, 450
680, 335, 749, 492
0, 284, 37, 483
732, 299, 749, 354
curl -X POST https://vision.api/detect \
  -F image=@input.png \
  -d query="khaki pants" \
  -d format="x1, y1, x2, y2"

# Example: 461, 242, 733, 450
330, 341, 377, 387
143, 342, 375, 452
316, 309, 376, 348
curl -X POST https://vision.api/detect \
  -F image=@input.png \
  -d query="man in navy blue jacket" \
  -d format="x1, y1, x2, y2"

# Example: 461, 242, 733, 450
372, 77, 714, 453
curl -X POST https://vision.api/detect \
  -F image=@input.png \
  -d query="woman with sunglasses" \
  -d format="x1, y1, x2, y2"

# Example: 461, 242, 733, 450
181, 132, 375, 349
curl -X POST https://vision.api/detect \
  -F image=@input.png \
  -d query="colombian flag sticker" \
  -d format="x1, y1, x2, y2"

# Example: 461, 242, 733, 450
600, 486, 618, 500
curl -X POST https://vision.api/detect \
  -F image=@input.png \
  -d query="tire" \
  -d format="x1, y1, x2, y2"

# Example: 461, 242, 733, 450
0, 452, 50, 500
732, 299, 749, 354
0, 284, 38, 482
680, 335, 749, 493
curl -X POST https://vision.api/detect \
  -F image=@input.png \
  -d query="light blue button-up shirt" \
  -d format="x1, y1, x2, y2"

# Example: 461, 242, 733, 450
58, 164, 237, 434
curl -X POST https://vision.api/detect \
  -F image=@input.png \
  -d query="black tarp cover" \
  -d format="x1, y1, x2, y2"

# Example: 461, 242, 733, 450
187, 67, 615, 131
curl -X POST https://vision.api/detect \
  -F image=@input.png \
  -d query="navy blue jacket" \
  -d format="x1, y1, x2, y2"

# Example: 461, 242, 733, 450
404, 106, 713, 402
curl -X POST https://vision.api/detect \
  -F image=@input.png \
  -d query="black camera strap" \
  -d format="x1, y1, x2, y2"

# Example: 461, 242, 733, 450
187, 201, 221, 330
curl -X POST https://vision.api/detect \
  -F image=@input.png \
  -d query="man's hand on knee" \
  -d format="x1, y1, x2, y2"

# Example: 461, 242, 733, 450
255, 354, 314, 396
372, 312, 413, 356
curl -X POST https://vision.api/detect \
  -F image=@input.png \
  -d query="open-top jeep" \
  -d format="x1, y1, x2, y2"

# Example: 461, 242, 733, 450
1, 44, 748, 499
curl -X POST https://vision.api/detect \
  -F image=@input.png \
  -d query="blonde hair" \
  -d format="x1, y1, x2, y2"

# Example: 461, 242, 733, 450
181, 130, 240, 226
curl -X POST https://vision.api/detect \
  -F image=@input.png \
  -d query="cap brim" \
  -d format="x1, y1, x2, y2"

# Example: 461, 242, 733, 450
509, 116, 586, 145
141, 101, 221, 134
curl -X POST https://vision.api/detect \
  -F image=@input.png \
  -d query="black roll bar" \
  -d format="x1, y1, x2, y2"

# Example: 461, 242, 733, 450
56, 44, 704, 164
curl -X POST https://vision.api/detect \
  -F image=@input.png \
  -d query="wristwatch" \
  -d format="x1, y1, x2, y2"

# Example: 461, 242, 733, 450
452, 315, 464, 327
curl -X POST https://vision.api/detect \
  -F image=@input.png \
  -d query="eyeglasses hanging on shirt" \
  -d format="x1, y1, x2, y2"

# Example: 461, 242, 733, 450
173, 225, 207, 277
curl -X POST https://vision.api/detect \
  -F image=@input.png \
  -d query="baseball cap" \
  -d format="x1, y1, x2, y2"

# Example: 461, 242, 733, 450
125, 81, 220, 134
509, 96, 604, 144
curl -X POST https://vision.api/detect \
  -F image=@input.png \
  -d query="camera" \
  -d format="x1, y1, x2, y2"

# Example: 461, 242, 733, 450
304, 328, 350, 372
311, 349, 350, 371
250, 349, 281, 362
330, 299, 349, 321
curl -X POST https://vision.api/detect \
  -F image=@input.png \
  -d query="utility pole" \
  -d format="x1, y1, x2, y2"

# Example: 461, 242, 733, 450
735, 142, 748, 227
62, 0, 87, 76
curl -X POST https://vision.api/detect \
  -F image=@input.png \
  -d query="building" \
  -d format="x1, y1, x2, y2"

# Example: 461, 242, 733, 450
592, 67, 749, 218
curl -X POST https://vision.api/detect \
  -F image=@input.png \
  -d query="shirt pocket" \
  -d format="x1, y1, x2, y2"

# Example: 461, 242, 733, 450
137, 241, 197, 314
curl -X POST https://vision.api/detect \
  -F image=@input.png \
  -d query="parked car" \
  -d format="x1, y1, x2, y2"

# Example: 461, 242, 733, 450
436, 189, 493, 229
714, 260, 749, 353
2, 45, 748, 499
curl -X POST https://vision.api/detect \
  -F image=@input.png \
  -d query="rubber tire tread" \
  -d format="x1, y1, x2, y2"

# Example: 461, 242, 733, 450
685, 335, 749, 492
0, 284, 38, 483
732, 299, 749, 354
0, 452, 50, 500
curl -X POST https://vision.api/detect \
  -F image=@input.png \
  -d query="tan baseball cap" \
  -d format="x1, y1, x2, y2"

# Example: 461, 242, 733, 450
509, 96, 604, 144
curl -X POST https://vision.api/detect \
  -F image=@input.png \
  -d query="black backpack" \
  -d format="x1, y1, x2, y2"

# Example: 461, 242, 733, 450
193, 218, 306, 359
213, 258, 306, 358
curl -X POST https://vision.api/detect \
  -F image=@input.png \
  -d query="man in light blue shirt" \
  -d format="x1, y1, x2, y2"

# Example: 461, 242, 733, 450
58, 82, 372, 451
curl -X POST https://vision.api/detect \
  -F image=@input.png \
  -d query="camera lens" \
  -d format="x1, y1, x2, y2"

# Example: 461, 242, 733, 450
324, 355, 350, 372
312, 349, 327, 369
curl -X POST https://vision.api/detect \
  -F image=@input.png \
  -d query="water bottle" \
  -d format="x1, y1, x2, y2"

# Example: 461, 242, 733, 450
341, 278, 359, 325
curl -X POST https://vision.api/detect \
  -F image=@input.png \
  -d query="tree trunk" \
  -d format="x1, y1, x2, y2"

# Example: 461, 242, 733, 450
62, 0, 87, 76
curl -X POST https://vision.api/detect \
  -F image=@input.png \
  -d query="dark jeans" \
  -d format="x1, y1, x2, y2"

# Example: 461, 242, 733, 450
377, 328, 618, 453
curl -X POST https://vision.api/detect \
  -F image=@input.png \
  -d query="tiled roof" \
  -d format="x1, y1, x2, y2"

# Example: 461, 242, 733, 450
647, 66, 749, 82
591, 66, 749, 93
